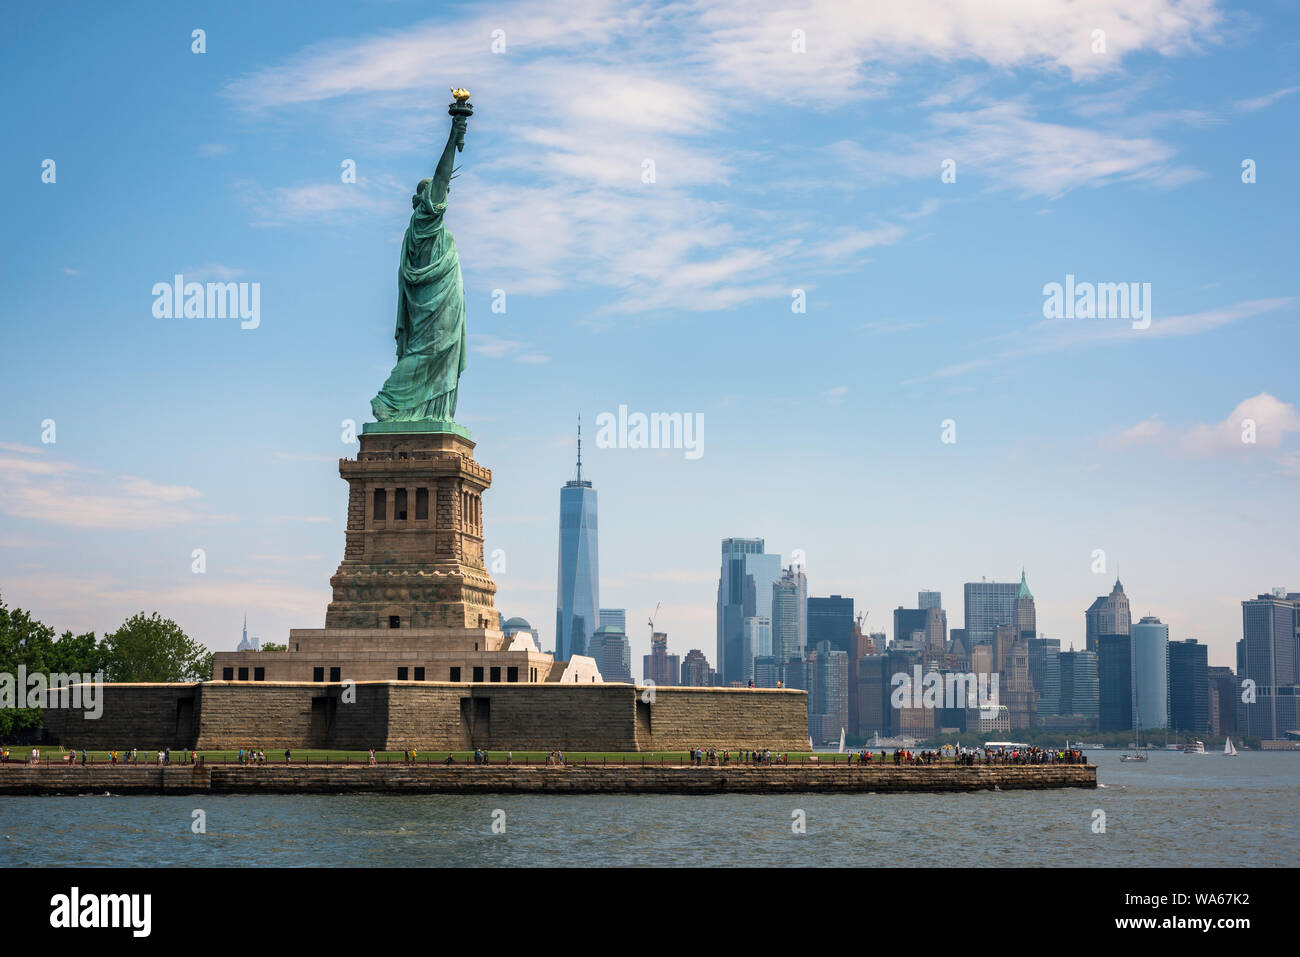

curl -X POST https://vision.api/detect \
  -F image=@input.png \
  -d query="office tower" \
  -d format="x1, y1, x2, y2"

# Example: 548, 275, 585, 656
752, 655, 779, 689
884, 646, 924, 737
918, 590, 948, 641
236, 614, 259, 652
1060, 649, 1099, 721
1014, 570, 1036, 642
1097, 633, 1133, 732
642, 631, 679, 687
808, 595, 854, 656
1031, 638, 1062, 716
963, 579, 1021, 647
848, 614, 876, 734
1002, 636, 1037, 729
556, 423, 599, 661
993, 624, 1017, 676
595, 625, 632, 683
716, 538, 781, 685
741, 616, 772, 684
893, 606, 945, 659
599, 608, 626, 632
856, 654, 888, 737
948, 629, 971, 671
771, 566, 807, 664
1086, 578, 1131, 652
1168, 639, 1209, 734
1207, 666, 1238, 736
680, 648, 716, 687
1131, 616, 1170, 732
808, 641, 848, 744
1238, 591, 1300, 739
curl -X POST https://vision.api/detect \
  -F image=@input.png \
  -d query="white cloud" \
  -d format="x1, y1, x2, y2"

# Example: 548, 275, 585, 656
1182, 393, 1300, 455
1112, 394, 1300, 468
831, 101, 1201, 198
0, 450, 211, 530
1235, 85, 1300, 112
219, 0, 1228, 311
919, 297, 1294, 382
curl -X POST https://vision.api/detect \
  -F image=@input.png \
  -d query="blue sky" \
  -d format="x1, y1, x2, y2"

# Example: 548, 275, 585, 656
1, 0, 1297, 671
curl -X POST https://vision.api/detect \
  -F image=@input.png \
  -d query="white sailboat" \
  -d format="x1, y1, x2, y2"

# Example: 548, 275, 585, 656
1121, 720, 1149, 762
838, 728, 846, 753
1224, 737, 1238, 756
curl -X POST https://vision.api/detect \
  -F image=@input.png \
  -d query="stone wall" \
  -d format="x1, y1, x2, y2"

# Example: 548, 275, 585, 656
0, 763, 1097, 795
42, 681, 810, 752
42, 684, 199, 750
195, 682, 389, 750
637, 687, 808, 750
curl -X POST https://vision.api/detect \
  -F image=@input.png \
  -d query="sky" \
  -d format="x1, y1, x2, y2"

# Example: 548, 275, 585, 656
1, 0, 1297, 672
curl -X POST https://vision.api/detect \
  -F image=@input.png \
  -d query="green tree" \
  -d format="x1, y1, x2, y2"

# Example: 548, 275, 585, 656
0, 594, 108, 734
259, 642, 287, 653
103, 612, 210, 682
0, 594, 55, 734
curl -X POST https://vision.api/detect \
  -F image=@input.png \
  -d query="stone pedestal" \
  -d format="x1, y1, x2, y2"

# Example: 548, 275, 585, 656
324, 424, 497, 630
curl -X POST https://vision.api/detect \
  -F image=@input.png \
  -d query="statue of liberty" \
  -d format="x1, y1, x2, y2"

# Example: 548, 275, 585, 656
371, 90, 473, 424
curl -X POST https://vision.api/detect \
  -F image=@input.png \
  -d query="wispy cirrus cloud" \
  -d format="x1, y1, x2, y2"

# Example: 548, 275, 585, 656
0, 448, 215, 530
915, 297, 1295, 383
219, 0, 1229, 312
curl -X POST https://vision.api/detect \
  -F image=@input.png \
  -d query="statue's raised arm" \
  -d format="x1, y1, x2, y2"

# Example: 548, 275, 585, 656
430, 88, 472, 205
430, 114, 468, 205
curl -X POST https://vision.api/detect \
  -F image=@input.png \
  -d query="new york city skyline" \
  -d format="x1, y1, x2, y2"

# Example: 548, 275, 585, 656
2, 1, 1297, 674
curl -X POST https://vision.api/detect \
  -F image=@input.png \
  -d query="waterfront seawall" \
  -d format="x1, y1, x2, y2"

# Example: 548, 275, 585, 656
0, 763, 1096, 795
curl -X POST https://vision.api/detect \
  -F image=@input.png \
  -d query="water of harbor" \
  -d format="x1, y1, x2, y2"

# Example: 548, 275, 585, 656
1, 750, 1295, 866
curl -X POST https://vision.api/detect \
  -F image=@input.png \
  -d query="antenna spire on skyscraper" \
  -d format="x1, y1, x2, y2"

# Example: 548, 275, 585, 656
575, 413, 583, 483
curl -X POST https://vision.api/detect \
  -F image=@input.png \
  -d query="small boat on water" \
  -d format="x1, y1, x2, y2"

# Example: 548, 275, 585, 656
1121, 723, 1150, 762
1224, 737, 1238, 756
1184, 740, 1206, 754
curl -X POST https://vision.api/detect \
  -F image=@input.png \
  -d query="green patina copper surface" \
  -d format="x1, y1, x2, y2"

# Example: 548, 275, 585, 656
361, 420, 472, 438
370, 105, 471, 425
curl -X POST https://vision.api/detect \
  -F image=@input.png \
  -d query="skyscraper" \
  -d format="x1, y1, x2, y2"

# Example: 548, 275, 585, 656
1207, 665, 1238, 737
1014, 570, 1036, 642
963, 579, 1021, 647
893, 605, 945, 659
807, 640, 848, 745
807, 595, 854, 656
643, 631, 680, 687
1097, 633, 1133, 732
1030, 637, 1062, 716
716, 538, 781, 685
771, 565, 807, 665
599, 608, 626, 631
741, 616, 772, 684
1238, 590, 1300, 740
1131, 616, 1170, 732
1168, 639, 1209, 734
555, 420, 599, 661
594, 624, 632, 683
680, 648, 716, 687
1085, 578, 1131, 652
1059, 649, 1099, 721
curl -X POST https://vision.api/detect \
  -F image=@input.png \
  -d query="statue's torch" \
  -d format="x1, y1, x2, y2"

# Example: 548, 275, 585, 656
449, 88, 472, 151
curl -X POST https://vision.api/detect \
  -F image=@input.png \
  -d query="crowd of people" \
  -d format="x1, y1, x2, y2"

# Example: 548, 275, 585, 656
2, 743, 1090, 768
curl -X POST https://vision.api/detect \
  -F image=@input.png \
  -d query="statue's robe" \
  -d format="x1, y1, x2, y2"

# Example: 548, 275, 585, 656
371, 178, 467, 422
